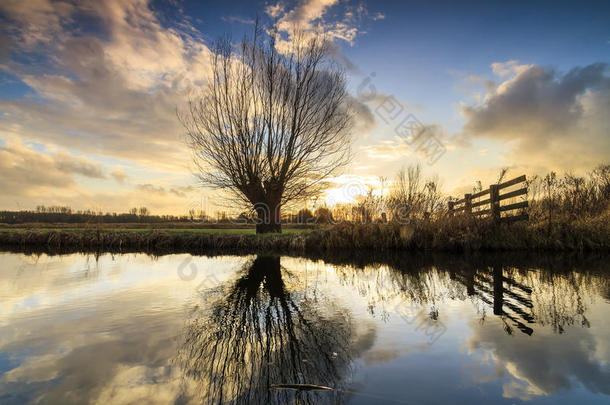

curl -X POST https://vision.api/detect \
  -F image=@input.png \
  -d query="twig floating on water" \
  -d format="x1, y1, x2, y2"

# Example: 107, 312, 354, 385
271, 384, 333, 391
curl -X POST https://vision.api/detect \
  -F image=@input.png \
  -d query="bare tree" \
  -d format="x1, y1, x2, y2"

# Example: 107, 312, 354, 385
180, 23, 353, 233
387, 164, 423, 220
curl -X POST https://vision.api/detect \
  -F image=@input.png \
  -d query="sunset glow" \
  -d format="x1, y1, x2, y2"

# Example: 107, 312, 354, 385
1, 0, 608, 216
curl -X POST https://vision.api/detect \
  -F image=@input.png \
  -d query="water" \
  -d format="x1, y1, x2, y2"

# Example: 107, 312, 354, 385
0, 251, 609, 404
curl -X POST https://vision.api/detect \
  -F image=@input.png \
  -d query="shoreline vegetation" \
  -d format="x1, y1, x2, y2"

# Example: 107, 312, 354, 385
1, 211, 608, 254
2, 164, 608, 253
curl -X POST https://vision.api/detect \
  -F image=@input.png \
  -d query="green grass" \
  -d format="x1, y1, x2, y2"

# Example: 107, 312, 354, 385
0, 227, 310, 236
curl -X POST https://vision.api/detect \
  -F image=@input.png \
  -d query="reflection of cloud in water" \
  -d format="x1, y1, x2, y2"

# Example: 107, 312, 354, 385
0, 254, 377, 404
0, 252, 609, 404
0, 291, 185, 404
0, 253, 245, 404
361, 341, 429, 366
468, 311, 610, 400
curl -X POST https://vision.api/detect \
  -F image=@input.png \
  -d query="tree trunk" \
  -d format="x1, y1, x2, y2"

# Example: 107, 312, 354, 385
256, 221, 282, 233
246, 256, 283, 297
255, 200, 282, 234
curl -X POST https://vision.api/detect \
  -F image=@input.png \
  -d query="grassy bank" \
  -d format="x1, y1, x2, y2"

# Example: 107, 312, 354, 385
1, 212, 609, 253
0, 227, 305, 252
0, 226, 309, 235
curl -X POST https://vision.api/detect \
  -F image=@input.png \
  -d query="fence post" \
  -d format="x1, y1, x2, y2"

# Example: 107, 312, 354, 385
448, 200, 454, 217
465, 194, 472, 214
490, 184, 500, 224
493, 265, 503, 315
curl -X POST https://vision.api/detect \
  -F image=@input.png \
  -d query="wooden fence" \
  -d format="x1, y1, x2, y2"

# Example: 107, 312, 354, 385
449, 175, 529, 223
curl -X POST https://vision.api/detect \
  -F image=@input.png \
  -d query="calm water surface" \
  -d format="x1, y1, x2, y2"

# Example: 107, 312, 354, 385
0, 252, 609, 404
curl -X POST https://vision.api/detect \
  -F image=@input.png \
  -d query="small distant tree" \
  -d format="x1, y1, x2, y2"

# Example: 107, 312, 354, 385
138, 207, 150, 216
423, 177, 443, 216
296, 208, 314, 224
314, 207, 334, 224
387, 164, 424, 220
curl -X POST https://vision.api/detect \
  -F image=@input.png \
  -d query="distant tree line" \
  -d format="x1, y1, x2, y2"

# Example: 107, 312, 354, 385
0, 206, 183, 224
0, 205, 334, 225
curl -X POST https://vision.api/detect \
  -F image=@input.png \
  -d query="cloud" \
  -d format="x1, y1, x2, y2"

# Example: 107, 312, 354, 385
273, 0, 340, 31
362, 124, 447, 161
54, 152, 106, 179
371, 12, 385, 21
463, 63, 608, 137
221, 15, 255, 25
266, 0, 377, 48
135, 183, 194, 198
0, 139, 202, 214
265, 3, 284, 18
351, 72, 430, 140
0, 253, 237, 404
460, 62, 610, 172
0, 139, 105, 196
0, 0, 217, 212
76, 185, 200, 215
0, 0, 212, 172
347, 95, 376, 134
110, 170, 128, 183
469, 319, 610, 400
490, 60, 531, 78
0, 0, 74, 47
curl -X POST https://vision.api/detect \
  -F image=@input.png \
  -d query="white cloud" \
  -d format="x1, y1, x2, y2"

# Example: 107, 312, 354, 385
0, 0, 212, 172
0, 138, 105, 195
372, 12, 385, 21
110, 170, 128, 183
459, 62, 610, 172
490, 60, 531, 79
0, 138, 205, 214
266, 0, 376, 49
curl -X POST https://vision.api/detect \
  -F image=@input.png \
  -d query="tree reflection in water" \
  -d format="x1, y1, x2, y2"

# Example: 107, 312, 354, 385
177, 256, 356, 405
175, 252, 610, 403
326, 252, 607, 337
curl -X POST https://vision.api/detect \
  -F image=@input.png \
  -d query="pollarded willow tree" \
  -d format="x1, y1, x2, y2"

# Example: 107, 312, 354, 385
180, 24, 353, 233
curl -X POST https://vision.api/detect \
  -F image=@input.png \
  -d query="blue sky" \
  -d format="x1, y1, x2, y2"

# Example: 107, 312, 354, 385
0, 0, 608, 214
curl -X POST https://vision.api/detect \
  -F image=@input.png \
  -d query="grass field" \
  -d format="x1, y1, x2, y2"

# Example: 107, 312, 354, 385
0, 226, 311, 236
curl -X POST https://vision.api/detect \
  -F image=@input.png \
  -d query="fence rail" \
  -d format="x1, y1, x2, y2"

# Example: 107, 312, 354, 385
449, 175, 528, 223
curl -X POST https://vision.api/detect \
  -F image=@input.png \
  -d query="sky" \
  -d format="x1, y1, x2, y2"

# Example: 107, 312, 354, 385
0, 0, 609, 215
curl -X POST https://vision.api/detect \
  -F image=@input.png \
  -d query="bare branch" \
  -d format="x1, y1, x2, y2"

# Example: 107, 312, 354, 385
179, 22, 353, 232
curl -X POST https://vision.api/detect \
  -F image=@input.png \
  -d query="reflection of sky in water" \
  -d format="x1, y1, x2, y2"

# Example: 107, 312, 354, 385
0, 252, 608, 404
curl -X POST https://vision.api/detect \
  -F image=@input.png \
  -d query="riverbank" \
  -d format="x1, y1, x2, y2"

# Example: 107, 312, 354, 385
1, 213, 609, 253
